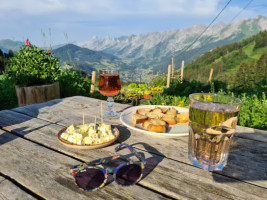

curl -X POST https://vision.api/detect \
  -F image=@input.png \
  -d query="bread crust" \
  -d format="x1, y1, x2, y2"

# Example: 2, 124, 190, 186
162, 114, 177, 125
142, 119, 166, 132
137, 108, 152, 115
132, 114, 148, 124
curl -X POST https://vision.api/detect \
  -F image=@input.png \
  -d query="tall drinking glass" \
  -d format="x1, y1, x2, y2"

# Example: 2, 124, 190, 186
188, 93, 242, 171
98, 69, 121, 120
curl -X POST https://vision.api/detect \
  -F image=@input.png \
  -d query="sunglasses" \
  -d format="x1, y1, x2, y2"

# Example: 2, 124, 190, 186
70, 143, 146, 191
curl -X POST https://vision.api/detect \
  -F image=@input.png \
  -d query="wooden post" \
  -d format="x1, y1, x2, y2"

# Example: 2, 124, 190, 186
209, 68, 213, 82
90, 71, 96, 97
171, 57, 174, 80
181, 60, 184, 82
167, 65, 171, 88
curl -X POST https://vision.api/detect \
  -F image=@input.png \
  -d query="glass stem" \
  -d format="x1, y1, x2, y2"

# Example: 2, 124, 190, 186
107, 97, 114, 113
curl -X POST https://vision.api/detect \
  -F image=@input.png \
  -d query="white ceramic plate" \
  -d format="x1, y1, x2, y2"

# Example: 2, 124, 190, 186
120, 105, 189, 137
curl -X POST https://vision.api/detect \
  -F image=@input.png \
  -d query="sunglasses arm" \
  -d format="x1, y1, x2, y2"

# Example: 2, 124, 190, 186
115, 143, 146, 163
70, 155, 120, 171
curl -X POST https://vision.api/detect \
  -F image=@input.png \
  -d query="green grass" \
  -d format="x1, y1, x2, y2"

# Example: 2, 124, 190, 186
251, 46, 267, 59
242, 42, 255, 57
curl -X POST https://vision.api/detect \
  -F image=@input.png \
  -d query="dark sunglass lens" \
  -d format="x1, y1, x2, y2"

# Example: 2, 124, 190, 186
75, 168, 105, 190
116, 164, 142, 186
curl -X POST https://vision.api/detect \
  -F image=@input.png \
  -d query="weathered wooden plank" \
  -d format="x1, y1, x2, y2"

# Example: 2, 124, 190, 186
0, 111, 266, 199
117, 129, 267, 188
12, 96, 267, 143
235, 126, 267, 143
0, 177, 37, 200
0, 130, 169, 200
12, 96, 125, 126
8, 97, 267, 189
3, 106, 267, 191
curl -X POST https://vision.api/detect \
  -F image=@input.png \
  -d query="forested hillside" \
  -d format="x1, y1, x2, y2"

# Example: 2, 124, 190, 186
53, 44, 131, 74
183, 31, 267, 90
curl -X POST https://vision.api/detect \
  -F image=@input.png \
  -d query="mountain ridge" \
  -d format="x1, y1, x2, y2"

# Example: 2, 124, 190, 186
76, 15, 267, 72
53, 43, 130, 74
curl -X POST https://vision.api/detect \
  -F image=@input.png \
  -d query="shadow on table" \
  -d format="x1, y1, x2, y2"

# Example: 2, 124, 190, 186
104, 142, 165, 186
131, 142, 165, 180
113, 124, 132, 143
0, 99, 63, 146
212, 136, 267, 184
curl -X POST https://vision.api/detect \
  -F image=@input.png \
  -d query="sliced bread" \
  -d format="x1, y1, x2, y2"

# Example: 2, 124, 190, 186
137, 108, 152, 116
143, 119, 166, 133
132, 114, 148, 124
162, 114, 177, 125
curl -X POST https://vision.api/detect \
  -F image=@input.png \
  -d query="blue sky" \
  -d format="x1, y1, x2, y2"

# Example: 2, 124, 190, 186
0, 0, 266, 46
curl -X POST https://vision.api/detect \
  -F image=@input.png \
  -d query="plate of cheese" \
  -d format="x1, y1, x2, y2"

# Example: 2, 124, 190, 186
120, 105, 189, 137
57, 123, 120, 149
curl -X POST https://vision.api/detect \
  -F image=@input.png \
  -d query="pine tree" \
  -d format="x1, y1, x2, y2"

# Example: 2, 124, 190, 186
255, 54, 267, 82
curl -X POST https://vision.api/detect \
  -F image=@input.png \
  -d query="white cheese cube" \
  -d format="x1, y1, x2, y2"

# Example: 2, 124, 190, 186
60, 132, 69, 140
83, 136, 93, 145
73, 131, 83, 140
67, 125, 75, 134
67, 135, 76, 144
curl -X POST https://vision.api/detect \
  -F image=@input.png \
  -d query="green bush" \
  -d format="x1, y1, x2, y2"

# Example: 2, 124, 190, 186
7, 39, 60, 87
0, 74, 17, 109
58, 68, 91, 98
238, 93, 267, 130
148, 76, 166, 87
141, 93, 189, 107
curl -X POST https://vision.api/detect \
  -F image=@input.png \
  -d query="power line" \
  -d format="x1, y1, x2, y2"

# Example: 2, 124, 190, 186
178, 0, 255, 63
173, 0, 233, 58
230, 0, 254, 23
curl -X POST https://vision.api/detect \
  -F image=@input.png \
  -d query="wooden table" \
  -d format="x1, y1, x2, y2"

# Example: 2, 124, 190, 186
0, 96, 266, 200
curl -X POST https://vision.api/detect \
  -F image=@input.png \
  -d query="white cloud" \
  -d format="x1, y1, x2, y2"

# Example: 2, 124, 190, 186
0, 0, 66, 15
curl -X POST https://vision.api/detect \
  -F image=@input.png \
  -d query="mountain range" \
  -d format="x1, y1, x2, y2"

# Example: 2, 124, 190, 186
75, 15, 267, 73
0, 39, 24, 53
1, 15, 267, 78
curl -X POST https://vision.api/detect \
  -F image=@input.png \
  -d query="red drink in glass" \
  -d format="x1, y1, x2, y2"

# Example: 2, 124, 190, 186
99, 74, 121, 96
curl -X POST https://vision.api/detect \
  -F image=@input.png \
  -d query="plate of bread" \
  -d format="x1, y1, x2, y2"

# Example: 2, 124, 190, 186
120, 105, 189, 137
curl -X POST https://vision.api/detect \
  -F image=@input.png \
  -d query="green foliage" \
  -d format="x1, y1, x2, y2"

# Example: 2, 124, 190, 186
127, 83, 137, 89
0, 74, 17, 109
58, 68, 91, 98
7, 42, 60, 87
183, 31, 267, 88
148, 76, 166, 87
165, 80, 205, 96
0, 49, 14, 73
238, 93, 267, 130
233, 54, 267, 93
142, 94, 189, 107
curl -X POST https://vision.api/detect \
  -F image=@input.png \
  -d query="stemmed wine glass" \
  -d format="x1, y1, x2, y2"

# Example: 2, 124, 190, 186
98, 69, 121, 120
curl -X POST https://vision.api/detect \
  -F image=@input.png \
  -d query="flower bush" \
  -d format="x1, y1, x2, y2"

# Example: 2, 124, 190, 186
122, 83, 146, 100
7, 38, 60, 87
